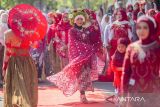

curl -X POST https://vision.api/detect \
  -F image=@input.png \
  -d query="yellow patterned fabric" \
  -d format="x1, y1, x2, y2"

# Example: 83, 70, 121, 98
4, 56, 38, 107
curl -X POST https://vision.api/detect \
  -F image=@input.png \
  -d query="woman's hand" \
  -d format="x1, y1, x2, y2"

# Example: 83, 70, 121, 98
2, 61, 8, 76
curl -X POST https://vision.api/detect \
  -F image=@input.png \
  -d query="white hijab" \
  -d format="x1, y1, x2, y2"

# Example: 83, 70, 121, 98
0, 12, 9, 46
101, 14, 109, 33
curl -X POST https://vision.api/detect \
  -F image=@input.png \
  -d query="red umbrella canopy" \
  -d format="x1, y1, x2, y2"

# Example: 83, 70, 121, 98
8, 4, 48, 41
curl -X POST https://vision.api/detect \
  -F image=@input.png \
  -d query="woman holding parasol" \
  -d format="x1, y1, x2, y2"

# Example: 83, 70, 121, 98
3, 4, 47, 107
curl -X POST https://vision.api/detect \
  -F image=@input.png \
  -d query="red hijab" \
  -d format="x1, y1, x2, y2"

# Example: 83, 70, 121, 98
57, 13, 71, 31
48, 12, 62, 24
83, 9, 96, 20
114, 9, 128, 21
136, 15, 157, 44
133, 2, 140, 21
127, 4, 133, 13
147, 9, 157, 17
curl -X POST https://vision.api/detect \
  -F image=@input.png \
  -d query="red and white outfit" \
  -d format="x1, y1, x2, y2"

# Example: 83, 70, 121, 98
55, 13, 72, 69
108, 10, 132, 59
46, 13, 62, 73
121, 16, 160, 107
47, 13, 62, 48
48, 12, 102, 96
101, 10, 132, 82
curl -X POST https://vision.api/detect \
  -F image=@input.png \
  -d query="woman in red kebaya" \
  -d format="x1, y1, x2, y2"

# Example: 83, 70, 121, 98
47, 12, 62, 46
47, 12, 62, 74
121, 15, 160, 107
48, 10, 102, 103
55, 13, 72, 70
100, 10, 132, 82
107, 10, 132, 73
108, 9, 132, 60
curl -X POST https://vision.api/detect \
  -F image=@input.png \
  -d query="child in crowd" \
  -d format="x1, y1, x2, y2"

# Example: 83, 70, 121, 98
111, 38, 129, 94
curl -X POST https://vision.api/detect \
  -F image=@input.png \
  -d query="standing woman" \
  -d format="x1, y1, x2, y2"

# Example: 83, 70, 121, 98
55, 13, 72, 70
121, 15, 160, 107
126, 4, 133, 14
132, 2, 140, 21
3, 4, 47, 107
101, 14, 110, 41
108, 9, 132, 60
48, 10, 101, 103
46, 12, 62, 74
0, 12, 8, 85
103, 9, 132, 81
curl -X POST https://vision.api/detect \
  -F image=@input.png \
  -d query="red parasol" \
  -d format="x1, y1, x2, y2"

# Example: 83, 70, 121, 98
8, 4, 48, 42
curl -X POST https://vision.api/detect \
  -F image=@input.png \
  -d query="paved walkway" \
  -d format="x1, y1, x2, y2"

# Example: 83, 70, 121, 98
0, 81, 116, 107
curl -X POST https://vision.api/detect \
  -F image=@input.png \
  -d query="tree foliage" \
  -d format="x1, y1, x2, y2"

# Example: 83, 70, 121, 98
0, 0, 113, 10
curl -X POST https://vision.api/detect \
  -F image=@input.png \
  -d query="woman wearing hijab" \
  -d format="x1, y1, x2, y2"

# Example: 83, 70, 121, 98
46, 12, 62, 74
0, 12, 8, 85
146, 9, 157, 17
55, 13, 72, 70
108, 9, 132, 60
145, 0, 157, 13
127, 12, 138, 42
102, 9, 132, 82
48, 10, 102, 103
132, 2, 140, 21
121, 15, 160, 107
126, 4, 133, 14
101, 14, 110, 41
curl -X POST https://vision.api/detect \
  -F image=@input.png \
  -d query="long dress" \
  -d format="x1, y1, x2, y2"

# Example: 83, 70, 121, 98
55, 21, 71, 70
4, 41, 38, 107
48, 27, 100, 96
46, 23, 61, 74
0, 21, 8, 82
121, 41, 160, 107
101, 20, 132, 82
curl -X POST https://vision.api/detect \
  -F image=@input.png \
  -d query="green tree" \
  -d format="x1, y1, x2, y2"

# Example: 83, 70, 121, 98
1, 0, 35, 9
0, 0, 114, 11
